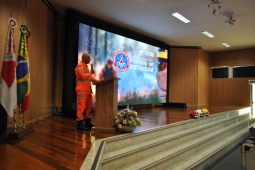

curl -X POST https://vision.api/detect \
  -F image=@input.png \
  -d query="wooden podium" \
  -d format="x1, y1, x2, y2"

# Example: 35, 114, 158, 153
91, 77, 120, 133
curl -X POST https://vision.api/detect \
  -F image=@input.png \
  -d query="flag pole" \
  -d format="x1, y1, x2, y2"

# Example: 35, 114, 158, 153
23, 110, 25, 129
13, 110, 17, 132
18, 107, 22, 128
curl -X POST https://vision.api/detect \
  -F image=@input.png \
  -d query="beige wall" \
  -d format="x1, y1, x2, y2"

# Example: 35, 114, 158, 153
0, 0, 57, 123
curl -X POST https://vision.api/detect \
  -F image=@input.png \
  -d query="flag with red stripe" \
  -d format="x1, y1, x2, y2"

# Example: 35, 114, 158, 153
0, 18, 18, 117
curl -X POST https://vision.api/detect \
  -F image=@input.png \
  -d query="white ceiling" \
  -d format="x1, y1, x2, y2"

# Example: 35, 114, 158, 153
48, 0, 255, 52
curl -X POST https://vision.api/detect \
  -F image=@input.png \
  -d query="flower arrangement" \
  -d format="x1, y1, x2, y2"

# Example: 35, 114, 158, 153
113, 108, 142, 131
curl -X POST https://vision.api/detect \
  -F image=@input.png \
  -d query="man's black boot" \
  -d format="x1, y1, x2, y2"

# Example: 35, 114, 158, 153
85, 119, 95, 127
77, 120, 90, 131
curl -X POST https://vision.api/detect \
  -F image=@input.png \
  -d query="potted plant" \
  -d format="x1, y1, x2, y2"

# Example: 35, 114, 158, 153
113, 107, 142, 132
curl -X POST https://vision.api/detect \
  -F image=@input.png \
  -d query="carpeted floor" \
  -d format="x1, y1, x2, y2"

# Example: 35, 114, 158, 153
208, 136, 255, 170
210, 145, 245, 170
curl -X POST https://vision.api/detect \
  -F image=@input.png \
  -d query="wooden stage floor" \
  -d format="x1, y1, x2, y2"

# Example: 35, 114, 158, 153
0, 105, 247, 170
132, 105, 247, 133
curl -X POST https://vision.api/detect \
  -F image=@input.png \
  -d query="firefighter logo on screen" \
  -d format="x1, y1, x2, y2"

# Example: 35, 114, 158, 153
113, 51, 130, 72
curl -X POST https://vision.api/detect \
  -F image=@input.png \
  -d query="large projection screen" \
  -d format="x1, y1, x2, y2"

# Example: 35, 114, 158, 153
78, 22, 168, 105
62, 9, 170, 117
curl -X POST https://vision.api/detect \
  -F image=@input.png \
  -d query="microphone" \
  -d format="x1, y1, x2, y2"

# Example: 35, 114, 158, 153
91, 64, 95, 74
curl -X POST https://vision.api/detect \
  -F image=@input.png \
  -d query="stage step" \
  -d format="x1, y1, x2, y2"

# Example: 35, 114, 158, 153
81, 108, 253, 170
101, 114, 251, 169
103, 108, 250, 155
129, 120, 255, 170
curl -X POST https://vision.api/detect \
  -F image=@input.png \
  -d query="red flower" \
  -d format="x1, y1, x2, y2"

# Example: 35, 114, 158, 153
123, 120, 127, 124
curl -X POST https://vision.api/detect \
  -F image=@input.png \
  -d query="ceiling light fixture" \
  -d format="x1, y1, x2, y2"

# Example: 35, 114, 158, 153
222, 42, 230, 47
171, 12, 190, 23
202, 31, 215, 38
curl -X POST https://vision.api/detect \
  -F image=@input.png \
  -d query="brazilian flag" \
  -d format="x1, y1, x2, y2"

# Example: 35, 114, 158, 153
16, 25, 31, 111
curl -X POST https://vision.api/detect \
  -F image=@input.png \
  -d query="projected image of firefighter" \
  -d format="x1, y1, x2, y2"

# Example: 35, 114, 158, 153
99, 58, 117, 80
156, 49, 168, 98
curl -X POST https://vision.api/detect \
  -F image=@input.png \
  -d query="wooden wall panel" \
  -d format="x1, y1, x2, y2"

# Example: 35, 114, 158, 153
169, 48, 198, 106
211, 48, 255, 67
198, 49, 211, 106
0, 0, 56, 124
52, 16, 65, 107
0, 1, 27, 64
210, 48, 255, 106
210, 78, 250, 106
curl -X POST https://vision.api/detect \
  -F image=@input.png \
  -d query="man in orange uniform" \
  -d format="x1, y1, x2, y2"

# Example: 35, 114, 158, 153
75, 53, 98, 131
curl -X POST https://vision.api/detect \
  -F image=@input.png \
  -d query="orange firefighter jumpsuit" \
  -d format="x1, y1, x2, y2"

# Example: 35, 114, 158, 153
75, 61, 98, 121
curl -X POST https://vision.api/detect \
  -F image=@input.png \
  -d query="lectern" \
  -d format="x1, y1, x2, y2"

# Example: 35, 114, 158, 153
91, 77, 120, 133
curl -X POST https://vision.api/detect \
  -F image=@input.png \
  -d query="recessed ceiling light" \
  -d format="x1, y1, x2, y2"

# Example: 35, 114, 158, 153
202, 31, 214, 38
171, 12, 190, 23
222, 43, 230, 47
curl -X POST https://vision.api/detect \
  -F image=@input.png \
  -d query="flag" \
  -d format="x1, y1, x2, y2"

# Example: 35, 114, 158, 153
16, 24, 31, 111
0, 18, 18, 117
22, 30, 31, 111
